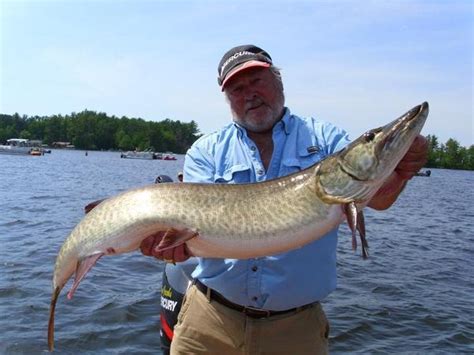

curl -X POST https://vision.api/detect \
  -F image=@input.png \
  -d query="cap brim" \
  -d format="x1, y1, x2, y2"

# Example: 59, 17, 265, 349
221, 60, 271, 90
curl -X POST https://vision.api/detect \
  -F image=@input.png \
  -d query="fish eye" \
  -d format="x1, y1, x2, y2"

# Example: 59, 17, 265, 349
364, 132, 375, 142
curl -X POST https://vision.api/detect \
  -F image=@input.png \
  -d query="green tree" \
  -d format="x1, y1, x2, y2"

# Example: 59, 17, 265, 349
466, 145, 474, 170
426, 134, 441, 167
0, 110, 198, 154
19, 130, 31, 139
116, 132, 134, 151
44, 115, 65, 144
441, 138, 463, 169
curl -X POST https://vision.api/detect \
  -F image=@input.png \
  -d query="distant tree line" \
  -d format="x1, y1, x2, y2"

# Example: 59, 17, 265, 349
425, 135, 473, 170
0, 111, 201, 153
1, 113, 472, 170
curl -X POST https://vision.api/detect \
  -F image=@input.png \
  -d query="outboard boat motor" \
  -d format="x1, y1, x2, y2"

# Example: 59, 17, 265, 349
154, 173, 198, 354
159, 259, 198, 354
155, 174, 174, 184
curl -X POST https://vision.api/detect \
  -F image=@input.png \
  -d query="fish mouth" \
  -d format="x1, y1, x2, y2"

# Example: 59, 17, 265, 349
377, 101, 429, 153
396, 101, 428, 129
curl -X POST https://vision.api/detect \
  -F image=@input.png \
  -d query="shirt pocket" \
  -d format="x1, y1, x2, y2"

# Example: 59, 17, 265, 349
281, 152, 325, 175
214, 164, 251, 184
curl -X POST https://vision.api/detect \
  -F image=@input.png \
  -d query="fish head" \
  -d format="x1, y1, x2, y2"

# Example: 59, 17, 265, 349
316, 102, 428, 203
339, 102, 428, 182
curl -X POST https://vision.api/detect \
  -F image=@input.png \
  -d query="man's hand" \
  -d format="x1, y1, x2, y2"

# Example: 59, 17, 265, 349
369, 135, 428, 210
140, 232, 192, 263
394, 135, 428, 180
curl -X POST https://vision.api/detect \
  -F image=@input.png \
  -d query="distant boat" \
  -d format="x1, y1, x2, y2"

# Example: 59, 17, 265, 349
415, 169, 431, 177
30, 148, 43, 156
51, 141, 75, 149
119, 150, 177, 160
120, 150, 157, 160
162, 153, 177, 161
0, 138, 46, 156
154, 152, 177, 160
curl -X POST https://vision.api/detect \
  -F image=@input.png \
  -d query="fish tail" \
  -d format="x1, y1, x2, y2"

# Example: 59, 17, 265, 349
48, 286, 61, 351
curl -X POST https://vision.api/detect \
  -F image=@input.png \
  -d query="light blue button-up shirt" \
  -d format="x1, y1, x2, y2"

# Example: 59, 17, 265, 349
183, 108, 350, 310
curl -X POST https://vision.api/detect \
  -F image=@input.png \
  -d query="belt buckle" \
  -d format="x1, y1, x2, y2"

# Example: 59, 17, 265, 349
243, 306, 271, 318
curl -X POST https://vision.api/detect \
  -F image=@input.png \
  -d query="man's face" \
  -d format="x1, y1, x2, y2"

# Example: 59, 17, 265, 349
223, 67, 285, 133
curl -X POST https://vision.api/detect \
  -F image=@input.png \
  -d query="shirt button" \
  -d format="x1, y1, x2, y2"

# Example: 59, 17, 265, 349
252, 296, 258, 301
250, 146, 256, 151
252, 266, 258, 272
257, 169, 264, 175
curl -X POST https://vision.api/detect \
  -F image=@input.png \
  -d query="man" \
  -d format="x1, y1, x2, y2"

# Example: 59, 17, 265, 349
140, 45, 428, 354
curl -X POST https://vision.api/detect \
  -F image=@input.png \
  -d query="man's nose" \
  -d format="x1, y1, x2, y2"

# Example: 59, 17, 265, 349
242, 86, 257, 100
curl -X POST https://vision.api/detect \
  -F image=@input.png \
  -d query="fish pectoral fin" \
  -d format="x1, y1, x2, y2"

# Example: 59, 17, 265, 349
344, 203, 369, 259
156, 227, 198, 252
67, 253, 104, 300
344, 202, 358, 251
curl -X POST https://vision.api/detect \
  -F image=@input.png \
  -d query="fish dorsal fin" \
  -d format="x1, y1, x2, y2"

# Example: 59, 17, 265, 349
67, 253, 104, 300
344, 202, 369, 259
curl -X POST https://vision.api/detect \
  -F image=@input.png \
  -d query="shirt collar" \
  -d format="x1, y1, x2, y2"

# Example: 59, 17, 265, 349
279, 107, 292, 135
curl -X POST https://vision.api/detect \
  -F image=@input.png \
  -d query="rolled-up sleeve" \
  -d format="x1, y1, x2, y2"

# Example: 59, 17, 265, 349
320, 121, 351, 155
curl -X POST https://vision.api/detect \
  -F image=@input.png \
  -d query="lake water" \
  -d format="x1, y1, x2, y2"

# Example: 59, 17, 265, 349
0, 150, 473, 354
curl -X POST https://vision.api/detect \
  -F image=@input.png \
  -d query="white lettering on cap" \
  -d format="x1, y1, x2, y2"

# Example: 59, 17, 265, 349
220, 51, 255, 76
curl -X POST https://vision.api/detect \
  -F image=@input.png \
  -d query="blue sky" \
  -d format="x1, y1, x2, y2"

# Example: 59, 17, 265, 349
1, 0, 472, 146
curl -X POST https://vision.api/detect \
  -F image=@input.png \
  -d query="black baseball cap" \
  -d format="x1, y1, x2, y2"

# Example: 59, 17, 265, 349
217, 44, 272, 90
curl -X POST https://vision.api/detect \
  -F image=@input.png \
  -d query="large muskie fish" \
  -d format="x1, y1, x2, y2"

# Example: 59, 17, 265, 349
48, 102, 429, 350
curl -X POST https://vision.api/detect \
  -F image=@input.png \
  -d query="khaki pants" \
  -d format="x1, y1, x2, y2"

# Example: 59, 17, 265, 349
171, 285, 330, 355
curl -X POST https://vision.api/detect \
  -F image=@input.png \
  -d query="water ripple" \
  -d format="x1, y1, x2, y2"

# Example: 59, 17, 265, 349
0, 154, 472, 354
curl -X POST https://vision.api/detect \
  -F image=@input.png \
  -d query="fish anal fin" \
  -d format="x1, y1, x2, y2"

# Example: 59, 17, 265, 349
67, 253, 104, 300
356, 210, 369, 259
157, 227, 198, 252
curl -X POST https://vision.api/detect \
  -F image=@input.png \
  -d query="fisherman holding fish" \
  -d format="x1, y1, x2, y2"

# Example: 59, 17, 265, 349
140, 45, 428, 354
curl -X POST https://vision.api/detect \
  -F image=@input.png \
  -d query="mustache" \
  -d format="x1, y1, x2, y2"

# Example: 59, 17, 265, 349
245, 98, 265, 111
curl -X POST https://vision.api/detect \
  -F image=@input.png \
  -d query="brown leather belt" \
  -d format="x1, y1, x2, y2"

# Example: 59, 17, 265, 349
194, 279, 316, 319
